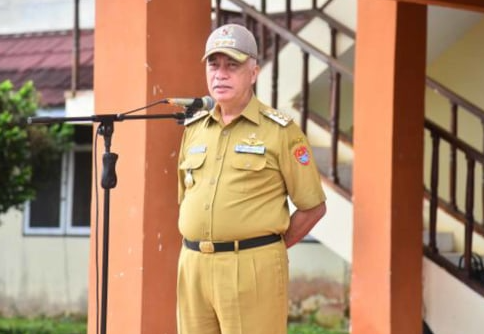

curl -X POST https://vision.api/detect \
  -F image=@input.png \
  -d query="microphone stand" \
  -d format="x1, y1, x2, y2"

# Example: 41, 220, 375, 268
28, 106, 197, 334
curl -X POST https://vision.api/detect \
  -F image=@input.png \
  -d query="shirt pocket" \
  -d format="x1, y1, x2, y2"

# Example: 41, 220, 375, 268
230, 153, 268, 193
179, 153, 207, 191
231, 153, 267, 171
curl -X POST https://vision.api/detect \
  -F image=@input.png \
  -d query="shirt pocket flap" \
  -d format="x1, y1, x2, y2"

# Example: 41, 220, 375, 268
179, 154, 206, 170
231, 154, 266, 171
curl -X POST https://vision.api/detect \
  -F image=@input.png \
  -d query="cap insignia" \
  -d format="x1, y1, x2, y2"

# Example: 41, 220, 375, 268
213, 26, 236, 48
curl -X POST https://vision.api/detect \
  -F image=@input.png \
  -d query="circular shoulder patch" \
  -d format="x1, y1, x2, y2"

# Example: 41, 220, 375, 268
293, 145, 310, 165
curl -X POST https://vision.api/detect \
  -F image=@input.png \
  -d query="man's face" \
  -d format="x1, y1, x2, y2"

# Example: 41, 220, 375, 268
206, 53, 259, 105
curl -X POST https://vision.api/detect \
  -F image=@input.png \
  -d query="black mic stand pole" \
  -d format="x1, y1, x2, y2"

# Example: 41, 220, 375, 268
28, 107, 195, 334
98, 117, 116, 334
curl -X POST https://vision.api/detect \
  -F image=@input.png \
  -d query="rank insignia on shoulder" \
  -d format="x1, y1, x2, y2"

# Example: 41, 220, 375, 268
184, 110, 210, 126
261, 109, 292, 127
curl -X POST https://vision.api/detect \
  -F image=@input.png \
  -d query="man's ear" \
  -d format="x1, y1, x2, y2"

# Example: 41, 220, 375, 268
251, 64, 260, 85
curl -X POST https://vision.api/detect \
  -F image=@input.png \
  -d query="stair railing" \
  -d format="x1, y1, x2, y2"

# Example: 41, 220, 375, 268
425, 77, 484, 236
424, 78, 484, 295
215, 0, 353, 193
425, 119, 484, 293
214, 0, 484, 293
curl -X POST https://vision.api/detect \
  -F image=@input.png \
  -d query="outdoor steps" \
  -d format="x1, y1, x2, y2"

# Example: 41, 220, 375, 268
313, 143, 480, 269
423, 230, 455, 253
312, 146, 352, 192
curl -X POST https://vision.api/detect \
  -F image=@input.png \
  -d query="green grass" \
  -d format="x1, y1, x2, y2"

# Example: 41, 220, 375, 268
0, 317, 348, 334
288, 322, 349, 334
0, 317, 86, 334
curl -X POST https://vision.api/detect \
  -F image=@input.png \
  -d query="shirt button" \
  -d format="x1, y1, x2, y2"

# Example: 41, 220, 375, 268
216, 155, 222, 160
210, 178, 216, 185
245, 162, 251, 168
204, 204, 210, 210
222, 130, 229, 136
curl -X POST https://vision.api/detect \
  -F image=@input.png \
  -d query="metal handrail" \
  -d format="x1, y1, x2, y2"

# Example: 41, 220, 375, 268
228, 0, 353, 79
426, 77, 484, 121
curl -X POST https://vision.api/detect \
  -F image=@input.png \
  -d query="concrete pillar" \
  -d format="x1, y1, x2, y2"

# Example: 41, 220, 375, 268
351, 1, 426, 333
88, 1, 211, 333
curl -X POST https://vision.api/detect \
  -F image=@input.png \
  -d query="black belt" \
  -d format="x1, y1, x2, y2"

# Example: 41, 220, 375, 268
183, 234, 282, 253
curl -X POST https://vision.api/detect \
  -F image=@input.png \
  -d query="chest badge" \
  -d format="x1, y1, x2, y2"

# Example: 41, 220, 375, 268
184, 169, 194, 188
188, 145, 207, 154
236, 133, 266, 155
243, 133, 264, 146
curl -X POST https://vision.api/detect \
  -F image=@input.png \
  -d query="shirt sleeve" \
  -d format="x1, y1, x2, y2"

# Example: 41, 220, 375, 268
279, 122, 326, 210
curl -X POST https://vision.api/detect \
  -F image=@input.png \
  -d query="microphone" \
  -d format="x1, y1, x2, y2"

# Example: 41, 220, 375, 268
163, 96, 215, 110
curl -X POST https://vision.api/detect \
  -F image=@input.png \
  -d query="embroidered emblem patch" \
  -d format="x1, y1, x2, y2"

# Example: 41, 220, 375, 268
293, 146, 310, 165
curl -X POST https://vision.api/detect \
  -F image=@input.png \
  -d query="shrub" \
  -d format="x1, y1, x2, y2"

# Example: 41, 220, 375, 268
0, 80, 73, 214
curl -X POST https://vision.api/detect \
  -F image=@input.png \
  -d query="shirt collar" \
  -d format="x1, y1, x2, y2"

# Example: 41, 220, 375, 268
208, 94, 261, 126
240, 95, 261, 125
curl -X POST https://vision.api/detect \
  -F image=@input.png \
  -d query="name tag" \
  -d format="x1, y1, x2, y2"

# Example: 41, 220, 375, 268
235, 144, 266, 155
188, 145, 207, 154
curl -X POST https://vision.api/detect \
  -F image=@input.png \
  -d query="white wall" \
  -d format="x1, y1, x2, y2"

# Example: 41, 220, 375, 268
423, 258, 484, 334
309, 181, 353, 263
0, 0, 95, 34
0, 210, 89, 316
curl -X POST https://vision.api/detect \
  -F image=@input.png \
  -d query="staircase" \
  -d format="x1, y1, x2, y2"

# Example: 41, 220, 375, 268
214, 0, 484, 333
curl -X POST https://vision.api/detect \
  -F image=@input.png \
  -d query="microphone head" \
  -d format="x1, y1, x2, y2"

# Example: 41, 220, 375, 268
202, 96, 215, 110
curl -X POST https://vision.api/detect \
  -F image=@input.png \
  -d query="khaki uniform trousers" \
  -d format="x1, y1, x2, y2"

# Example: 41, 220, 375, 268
177, 239, 289, 334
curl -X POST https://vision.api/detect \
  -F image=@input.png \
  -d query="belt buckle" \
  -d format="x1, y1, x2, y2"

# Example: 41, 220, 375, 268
199, 241, 215, 253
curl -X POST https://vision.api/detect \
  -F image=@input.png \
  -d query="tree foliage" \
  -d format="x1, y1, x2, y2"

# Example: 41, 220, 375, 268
0, 80, 73, 214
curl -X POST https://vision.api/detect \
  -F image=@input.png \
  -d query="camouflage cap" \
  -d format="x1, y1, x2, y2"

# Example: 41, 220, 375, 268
202, 24, 258, 63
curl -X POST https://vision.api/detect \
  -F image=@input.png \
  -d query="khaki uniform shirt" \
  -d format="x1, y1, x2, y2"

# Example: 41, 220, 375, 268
178, 95, 326, 241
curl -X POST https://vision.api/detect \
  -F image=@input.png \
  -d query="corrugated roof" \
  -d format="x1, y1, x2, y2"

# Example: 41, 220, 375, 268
0, 29, 93, 108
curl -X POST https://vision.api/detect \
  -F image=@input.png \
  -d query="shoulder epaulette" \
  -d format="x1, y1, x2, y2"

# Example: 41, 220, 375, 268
184, 110, 210, 126
261, 108, 293, 127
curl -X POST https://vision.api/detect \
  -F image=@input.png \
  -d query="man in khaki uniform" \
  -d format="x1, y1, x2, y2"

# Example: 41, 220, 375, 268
177, 24, 327, 334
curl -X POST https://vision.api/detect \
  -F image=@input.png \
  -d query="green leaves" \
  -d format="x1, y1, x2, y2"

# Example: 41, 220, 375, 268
0, 80, 73, 214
